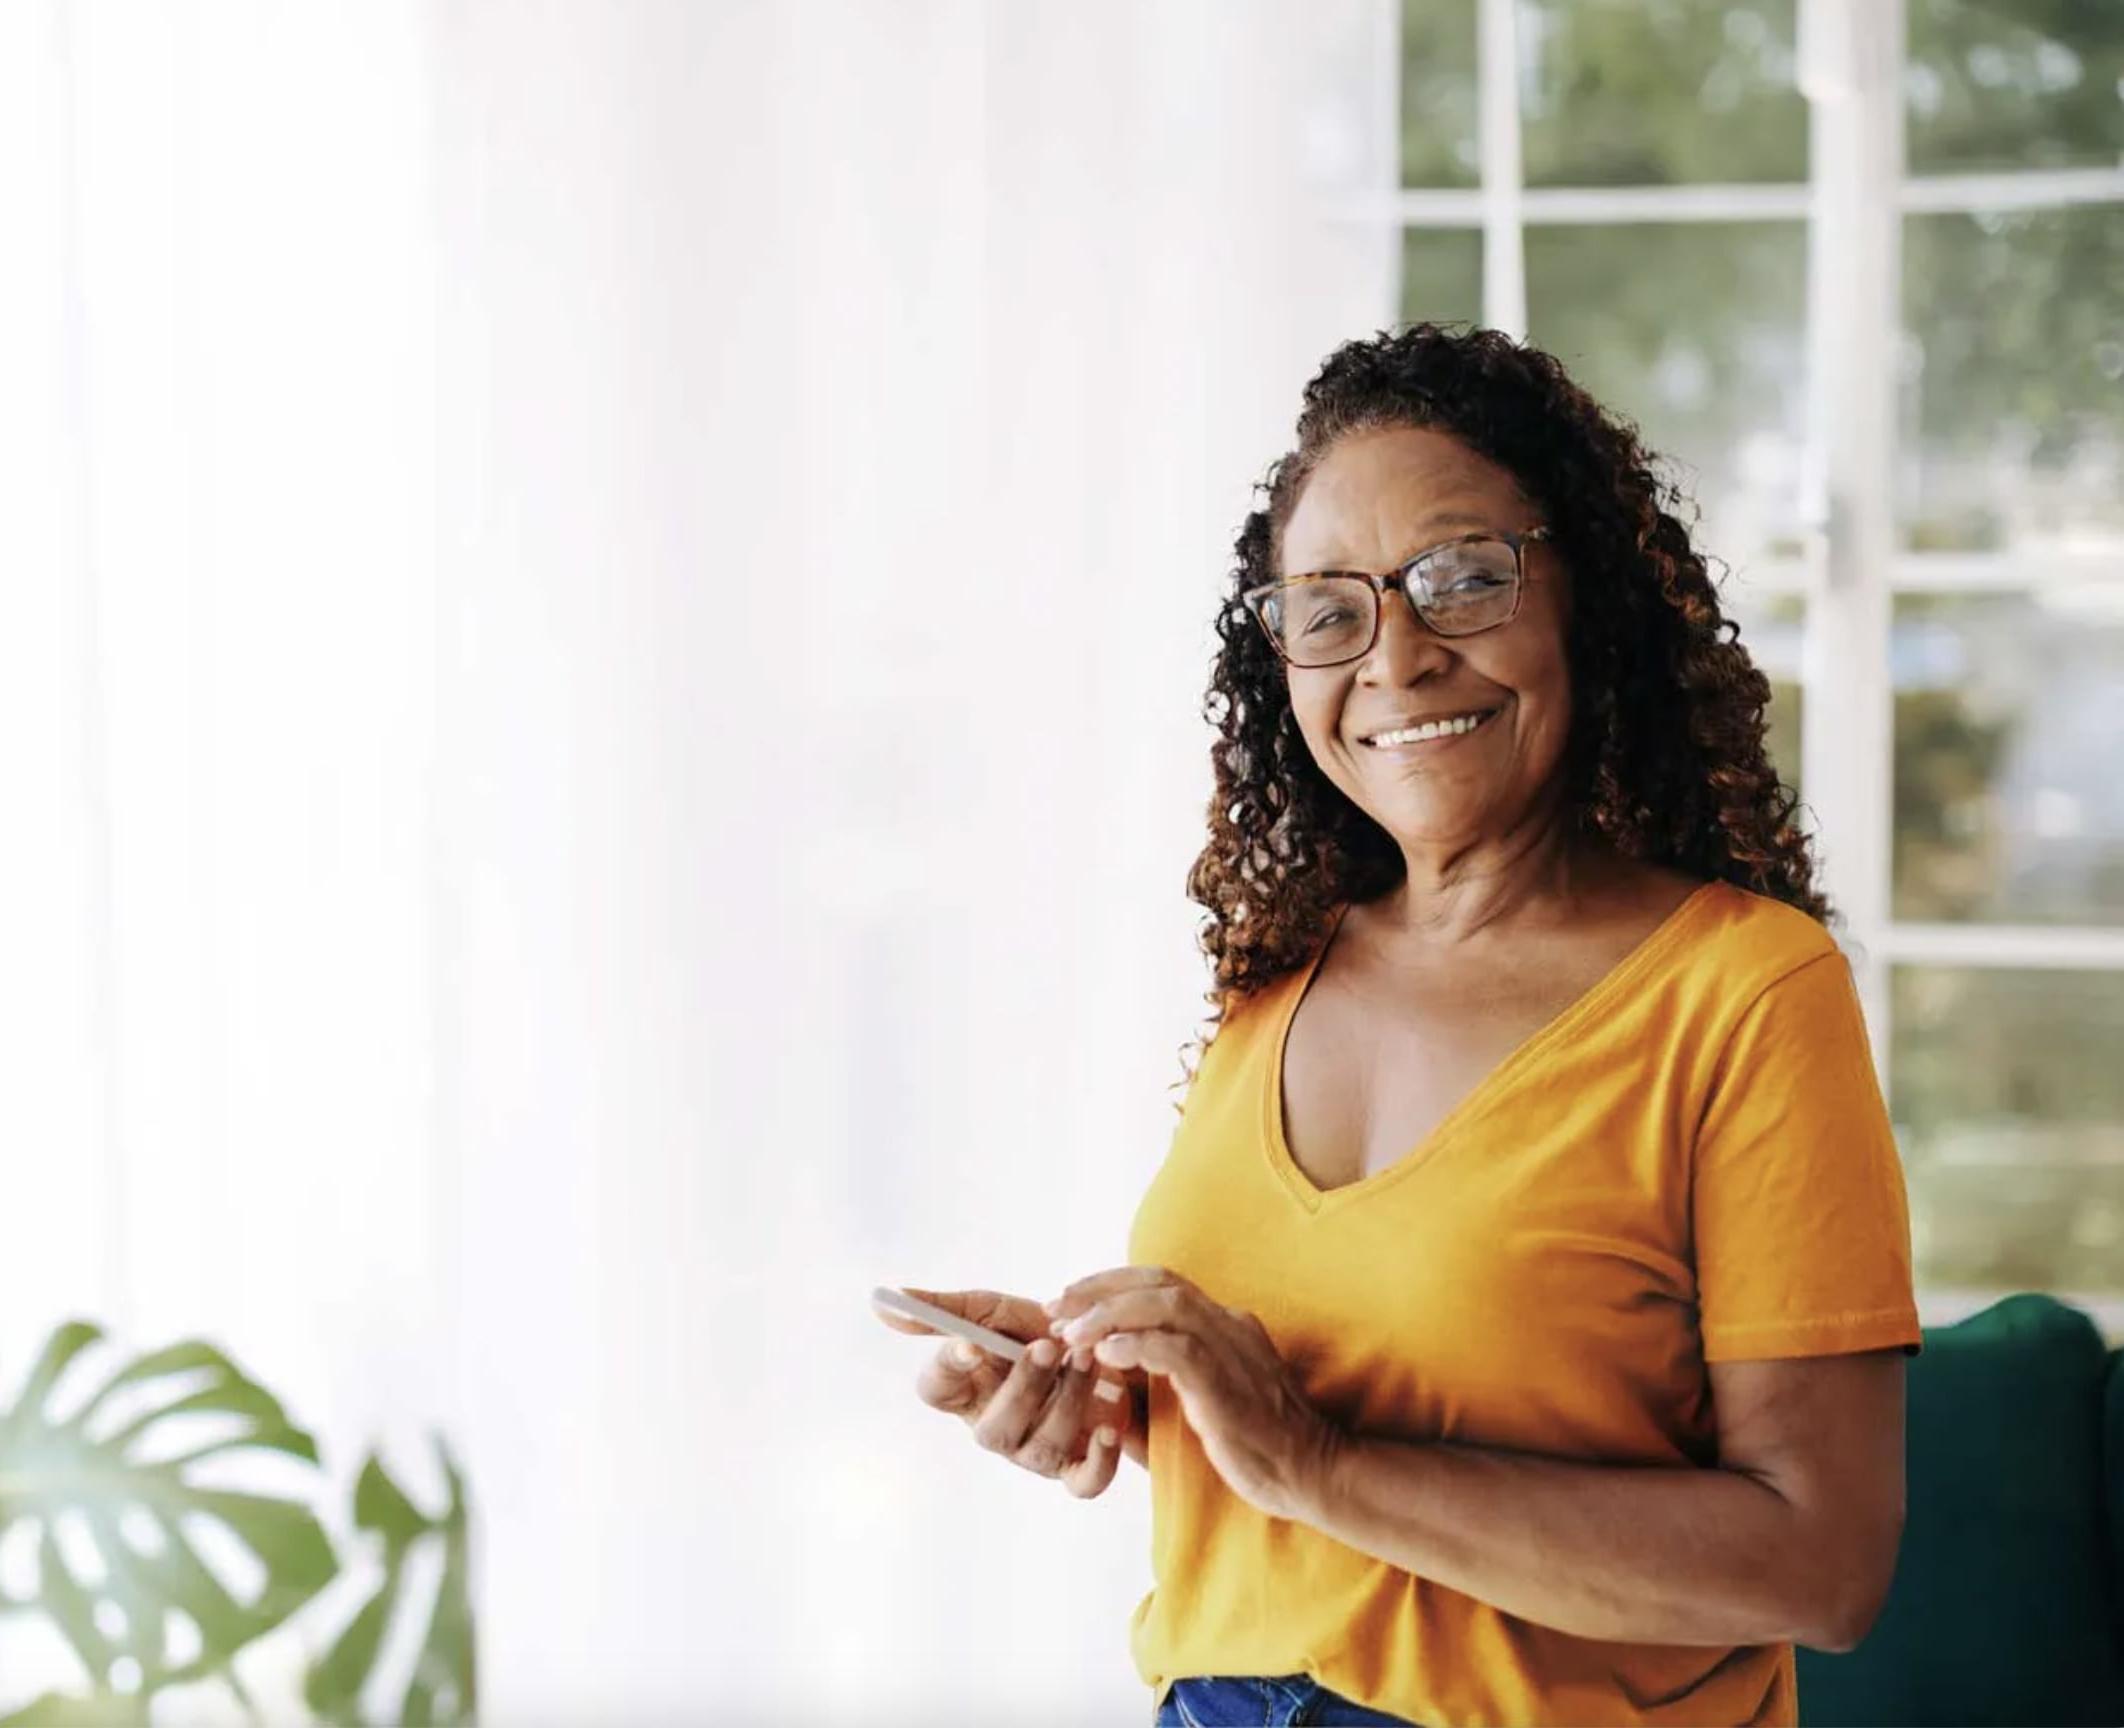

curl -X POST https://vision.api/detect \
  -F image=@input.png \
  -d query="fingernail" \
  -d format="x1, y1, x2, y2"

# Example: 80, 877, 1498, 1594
1029, 1339, 1058, 1368
1093, 1379, 1123, 1403
1095, 1425, 1118, 1447
952, 1340, 981, 1366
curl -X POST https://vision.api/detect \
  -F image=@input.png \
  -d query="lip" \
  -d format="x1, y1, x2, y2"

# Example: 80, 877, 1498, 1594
1358, 706, 1502, 751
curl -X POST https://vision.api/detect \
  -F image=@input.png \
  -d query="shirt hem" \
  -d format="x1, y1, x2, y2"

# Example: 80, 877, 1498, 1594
1701, 1307, 1923, 1361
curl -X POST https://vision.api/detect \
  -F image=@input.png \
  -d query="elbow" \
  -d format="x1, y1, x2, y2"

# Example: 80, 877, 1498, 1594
1807, 1515, 1905, 1654
1811, 1586, 1888, 1655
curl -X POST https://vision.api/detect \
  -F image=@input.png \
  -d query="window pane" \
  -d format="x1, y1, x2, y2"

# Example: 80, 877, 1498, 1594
1893, 592, 2124, 926
1398, 228, 1483, 329
1518, 0, 1805, 186
1400, 0, 1479, 188
1901, 207, 2124, 553
1723, 589, 1804, 801
1526, 222, 1805, 567
1894, 966, 2124, 1294
1907, 0, 2124, 175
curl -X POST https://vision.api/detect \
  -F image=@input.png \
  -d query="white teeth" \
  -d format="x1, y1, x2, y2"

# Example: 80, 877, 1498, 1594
1368, 712, 1490, 747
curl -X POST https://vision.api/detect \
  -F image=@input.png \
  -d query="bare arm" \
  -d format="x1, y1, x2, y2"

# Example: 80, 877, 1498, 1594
1294, 1350, 1906, 1651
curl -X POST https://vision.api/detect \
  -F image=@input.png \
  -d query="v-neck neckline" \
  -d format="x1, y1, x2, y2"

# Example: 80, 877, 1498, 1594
1262, 881, 1722, 1216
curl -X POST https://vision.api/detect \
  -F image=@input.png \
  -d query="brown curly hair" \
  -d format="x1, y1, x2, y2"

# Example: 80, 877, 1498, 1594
1171, 321, 1824, 1110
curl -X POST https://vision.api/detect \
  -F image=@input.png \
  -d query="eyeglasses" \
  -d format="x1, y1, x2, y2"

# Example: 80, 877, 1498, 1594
1241, 526, 1552, 668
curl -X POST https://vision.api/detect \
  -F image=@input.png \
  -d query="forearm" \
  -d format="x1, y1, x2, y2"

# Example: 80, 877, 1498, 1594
1301, 1430, 1844, 1650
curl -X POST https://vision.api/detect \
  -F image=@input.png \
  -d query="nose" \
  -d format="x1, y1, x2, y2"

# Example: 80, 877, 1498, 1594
1358, 580, 1456, 682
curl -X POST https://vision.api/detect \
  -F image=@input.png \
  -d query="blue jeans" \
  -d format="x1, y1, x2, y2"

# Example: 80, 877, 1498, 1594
1155, 1673, 1419, 1725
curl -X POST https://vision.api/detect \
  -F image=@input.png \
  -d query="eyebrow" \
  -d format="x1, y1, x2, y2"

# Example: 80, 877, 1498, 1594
1293, 515, 1509, 575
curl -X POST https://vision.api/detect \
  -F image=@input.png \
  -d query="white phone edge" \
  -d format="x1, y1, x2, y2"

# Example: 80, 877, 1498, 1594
870, 1285, 1027, 1361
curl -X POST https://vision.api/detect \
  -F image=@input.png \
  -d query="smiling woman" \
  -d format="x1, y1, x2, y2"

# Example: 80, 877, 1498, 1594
1280, 431, 1579, 883
1187, 325, 1826, 1025
1100, 323, 1923, 1728
870, 322, 1919, 1728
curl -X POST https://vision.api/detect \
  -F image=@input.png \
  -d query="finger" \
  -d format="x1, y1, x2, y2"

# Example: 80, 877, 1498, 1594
874, 1305, 942, 1337
1044, 1265, 1177, 1321
895, 1285, 1051, 1343
1092, 1328, 1201, 1380
1019, 1356, 1102, 1476
1054, 1331, 1135, 1410
1050, 1284, 1203, 1354
1059, 1422, 1124, 1499
915, 1337, 1002, 1418
873, 1287, 965, 1339
969, 1337, 1069, 1461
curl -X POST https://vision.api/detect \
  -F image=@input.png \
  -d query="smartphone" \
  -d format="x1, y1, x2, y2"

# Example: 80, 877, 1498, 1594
870, 1285, 1028, 1361
870, 1286, 1126, 1407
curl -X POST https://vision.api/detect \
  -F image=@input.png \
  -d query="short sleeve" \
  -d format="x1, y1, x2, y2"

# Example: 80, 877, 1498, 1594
1692, 950, 1924, 1363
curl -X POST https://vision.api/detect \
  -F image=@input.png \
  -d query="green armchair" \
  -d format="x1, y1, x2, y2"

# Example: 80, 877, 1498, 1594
1797, 1293, 2124, 1726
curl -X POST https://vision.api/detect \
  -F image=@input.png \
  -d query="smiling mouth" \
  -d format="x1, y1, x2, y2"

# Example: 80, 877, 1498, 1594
1361, 707, 1501, 749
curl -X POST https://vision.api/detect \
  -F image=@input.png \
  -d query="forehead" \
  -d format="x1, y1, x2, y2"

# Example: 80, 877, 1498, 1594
1280, 425, 1527, 574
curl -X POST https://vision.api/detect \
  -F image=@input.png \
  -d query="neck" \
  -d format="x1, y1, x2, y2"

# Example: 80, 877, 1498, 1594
1374, 793, 1602, 945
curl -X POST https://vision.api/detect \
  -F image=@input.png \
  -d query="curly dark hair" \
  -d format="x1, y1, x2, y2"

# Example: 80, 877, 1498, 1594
1171, 321, 1825, 1109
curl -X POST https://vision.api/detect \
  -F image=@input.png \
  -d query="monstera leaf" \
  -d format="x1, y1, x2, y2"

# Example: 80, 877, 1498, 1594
0, 1694, 147, 1727
304, 1440, 476, 1727
0, 1320, 337, 1711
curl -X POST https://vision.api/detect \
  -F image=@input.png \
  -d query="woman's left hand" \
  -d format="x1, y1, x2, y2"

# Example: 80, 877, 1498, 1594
1043, 1265, 1345, 1522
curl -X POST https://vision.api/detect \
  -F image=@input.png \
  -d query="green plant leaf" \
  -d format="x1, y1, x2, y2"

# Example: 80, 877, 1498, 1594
0, 1319, 337, 1700
0, 1691, 150, 1727
304, 1434, 475, 1727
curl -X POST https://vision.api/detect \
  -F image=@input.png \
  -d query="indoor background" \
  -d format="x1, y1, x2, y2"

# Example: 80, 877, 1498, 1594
1, 1, 2118, 1723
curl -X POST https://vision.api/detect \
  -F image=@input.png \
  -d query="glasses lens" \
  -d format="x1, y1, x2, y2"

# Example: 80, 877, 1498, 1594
1414, 540, 1520, 634
1263, 576, 1375, 666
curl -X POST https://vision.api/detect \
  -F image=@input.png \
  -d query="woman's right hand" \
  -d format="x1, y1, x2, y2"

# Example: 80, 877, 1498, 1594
873, 1285, 1141, 1498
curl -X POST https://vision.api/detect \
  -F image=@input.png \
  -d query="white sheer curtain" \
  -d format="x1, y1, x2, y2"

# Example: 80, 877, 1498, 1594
3, 1, 1392, 1719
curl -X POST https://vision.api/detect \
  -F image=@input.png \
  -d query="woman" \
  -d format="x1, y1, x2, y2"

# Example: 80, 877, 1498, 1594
872, 323, 1921, 1727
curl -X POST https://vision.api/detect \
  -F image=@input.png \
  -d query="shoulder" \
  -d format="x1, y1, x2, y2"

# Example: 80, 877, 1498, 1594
1677, 879, 1845, 1001
1664, 883, 1882, 1109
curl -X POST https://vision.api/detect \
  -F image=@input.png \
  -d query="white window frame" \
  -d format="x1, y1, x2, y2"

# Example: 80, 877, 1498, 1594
1343, 0, 2124, 1335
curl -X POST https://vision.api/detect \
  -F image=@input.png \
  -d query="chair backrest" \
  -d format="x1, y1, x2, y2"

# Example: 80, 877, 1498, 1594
2107, 1344, 2124, 1660
1796, 1294, 2124, 1727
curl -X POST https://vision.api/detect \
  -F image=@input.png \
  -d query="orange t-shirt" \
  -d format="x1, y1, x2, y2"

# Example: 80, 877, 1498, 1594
1125, 881, 1923, 1727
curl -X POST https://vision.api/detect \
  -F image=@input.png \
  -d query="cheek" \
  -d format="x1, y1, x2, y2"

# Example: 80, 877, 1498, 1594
1510, 605, 1571, 698
1289, 678, 1344, 746
1474, 632, 1570, 721
1527, 649, 1572, 734
1486, 637, 1573, 768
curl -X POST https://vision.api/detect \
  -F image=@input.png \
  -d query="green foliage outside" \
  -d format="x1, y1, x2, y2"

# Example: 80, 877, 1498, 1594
1906, 0, 2124, 174
1401, 0, 2124, 186
1398, 0, 2124, 552
1517, 0, 1806, 186
1894, 967, 2124, 1291
1902, 206, 2124, 553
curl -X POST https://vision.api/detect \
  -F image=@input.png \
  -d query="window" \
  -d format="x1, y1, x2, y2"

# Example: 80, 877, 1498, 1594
1358, 0, 2124, 1316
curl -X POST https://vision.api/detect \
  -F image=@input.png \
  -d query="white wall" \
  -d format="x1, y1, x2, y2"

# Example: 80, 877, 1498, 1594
434, 5, 1392, 1719
2, 3, 1393, 1720
0, 0, 444, 1458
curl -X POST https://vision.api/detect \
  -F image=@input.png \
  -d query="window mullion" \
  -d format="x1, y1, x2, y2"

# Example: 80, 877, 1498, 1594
1798, 0, 1903, 1072
1475, 0, 1525, 338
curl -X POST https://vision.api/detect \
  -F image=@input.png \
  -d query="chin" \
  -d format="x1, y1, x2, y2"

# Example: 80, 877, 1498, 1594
1378, 806, 1493, 847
